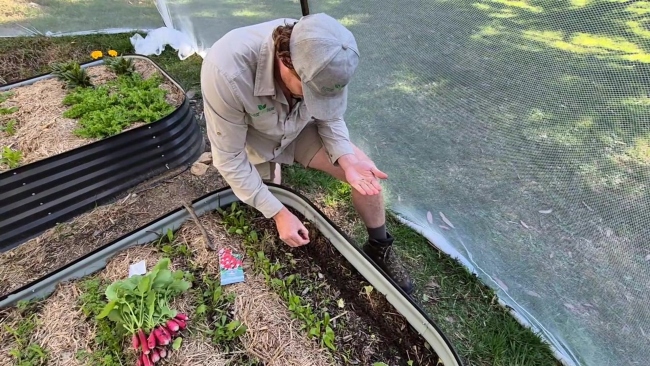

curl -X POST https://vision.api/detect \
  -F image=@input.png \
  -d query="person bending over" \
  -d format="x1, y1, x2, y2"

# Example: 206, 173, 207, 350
200, 13, 413, 294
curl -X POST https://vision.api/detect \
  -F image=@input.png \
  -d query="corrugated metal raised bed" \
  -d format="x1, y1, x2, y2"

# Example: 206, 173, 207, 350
0, 54, 204, 252
0, 185, 463, 366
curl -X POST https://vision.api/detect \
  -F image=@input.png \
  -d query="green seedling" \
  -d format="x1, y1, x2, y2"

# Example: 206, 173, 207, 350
4, 311, 48, 365
104, 56, 135, 76
0, 91, 14, 103
50, 61, 93, 88
1, 119, 17, 135
1, 146, 22, 169
62, 72, 174, 139
194, 274, 247, 351
0, 106, 18, 115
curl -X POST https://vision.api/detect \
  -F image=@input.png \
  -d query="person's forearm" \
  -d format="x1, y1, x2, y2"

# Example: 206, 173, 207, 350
337, 153, 358, 171
315, 118, 355, 165
210, 144, 284, 219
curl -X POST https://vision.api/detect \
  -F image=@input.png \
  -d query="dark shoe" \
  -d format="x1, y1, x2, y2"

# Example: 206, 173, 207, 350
362, 232, 414, 295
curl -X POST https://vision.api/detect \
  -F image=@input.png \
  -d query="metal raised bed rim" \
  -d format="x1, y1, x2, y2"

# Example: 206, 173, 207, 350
0, 54, 204, 252
0, 184, 464, 366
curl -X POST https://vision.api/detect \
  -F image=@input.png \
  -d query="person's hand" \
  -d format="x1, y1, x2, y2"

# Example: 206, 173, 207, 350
273, 207, 310, 247
339, 155, 388, 195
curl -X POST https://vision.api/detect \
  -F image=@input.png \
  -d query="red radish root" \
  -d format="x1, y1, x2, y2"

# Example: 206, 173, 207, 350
141, 353, 153, 366
154, 327, 168, 345
138, 329, 149, 354
151, 349, 160, 363
174, 318, 187, 329
166, 319, 180, 332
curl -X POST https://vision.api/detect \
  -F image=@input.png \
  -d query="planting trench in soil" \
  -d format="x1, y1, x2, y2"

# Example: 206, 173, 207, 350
0, 202, 440, 366
0, 54, 184, 172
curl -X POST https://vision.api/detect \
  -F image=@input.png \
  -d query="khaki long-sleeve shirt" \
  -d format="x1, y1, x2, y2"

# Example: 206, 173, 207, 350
200, 18, 355, 219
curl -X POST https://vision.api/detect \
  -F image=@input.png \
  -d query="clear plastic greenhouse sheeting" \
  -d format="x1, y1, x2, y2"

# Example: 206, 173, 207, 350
0, 0, 164, 37
156, 1, 649, 365
3, 0, 649, 365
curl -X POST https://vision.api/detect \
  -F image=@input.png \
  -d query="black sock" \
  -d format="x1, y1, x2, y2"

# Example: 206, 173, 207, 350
367, 224, 387, 241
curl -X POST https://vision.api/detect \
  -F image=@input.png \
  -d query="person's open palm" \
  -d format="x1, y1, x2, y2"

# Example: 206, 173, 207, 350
344, 160, 388, 195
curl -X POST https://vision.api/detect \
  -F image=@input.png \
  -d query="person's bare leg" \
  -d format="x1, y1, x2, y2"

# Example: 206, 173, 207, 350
272, 163, 282, 185
306, 144, 413, 294
307, 145, 385, 231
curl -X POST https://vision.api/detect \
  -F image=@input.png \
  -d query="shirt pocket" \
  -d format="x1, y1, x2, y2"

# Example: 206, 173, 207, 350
248, 108, 281, 136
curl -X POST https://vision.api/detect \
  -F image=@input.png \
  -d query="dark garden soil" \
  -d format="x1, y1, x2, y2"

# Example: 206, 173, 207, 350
238, 206, 441, 366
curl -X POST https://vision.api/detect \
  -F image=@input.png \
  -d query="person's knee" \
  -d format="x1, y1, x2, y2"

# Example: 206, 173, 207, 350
273, 163, 282, 184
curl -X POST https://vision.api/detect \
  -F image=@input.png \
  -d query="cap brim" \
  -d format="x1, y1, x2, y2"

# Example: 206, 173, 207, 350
302, 83, 348, 120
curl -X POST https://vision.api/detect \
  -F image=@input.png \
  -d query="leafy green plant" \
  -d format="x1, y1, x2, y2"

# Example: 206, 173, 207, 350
77, 277, 129, 366
194, 274, 247, 350
0, 92, 19, 133
258, 251, 336, 350
104, 56, 135, 76
154, 228, 192, 259
96, 257, 192, 365
4, 301, 48, 366
1, 119, 17, 136
62, 72, 175, 139
50, 61, 93, 88
1, 146, 22, 169
0, 91, 14, 103
0, 105, 18, 115
218, 202, 337, 351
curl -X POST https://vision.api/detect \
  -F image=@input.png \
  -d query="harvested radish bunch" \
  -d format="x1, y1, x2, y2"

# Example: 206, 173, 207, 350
96, 258, 192, 364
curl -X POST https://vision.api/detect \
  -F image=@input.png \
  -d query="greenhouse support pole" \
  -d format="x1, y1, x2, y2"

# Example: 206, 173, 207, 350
301, 0, 310, 16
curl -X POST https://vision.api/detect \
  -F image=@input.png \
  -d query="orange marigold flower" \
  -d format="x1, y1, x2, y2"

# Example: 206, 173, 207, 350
90, 50, 103, 59
108, 49, 118, 57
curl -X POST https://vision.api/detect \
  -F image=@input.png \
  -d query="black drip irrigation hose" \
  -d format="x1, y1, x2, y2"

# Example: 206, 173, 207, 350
0, 184, 464, 366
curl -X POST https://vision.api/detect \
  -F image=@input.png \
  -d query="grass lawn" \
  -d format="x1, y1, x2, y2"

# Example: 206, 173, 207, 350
0, 32, 562, 366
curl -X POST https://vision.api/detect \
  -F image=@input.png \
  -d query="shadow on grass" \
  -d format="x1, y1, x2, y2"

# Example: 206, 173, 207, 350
296, 0, 650, 365
0, 0, 163, 36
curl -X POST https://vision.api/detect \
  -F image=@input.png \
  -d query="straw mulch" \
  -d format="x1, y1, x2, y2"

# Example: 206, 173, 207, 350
0, 163, 225, 298
0, 58, 184, 172
31, 283, 95, 366
0, 307, 23, 365
0, 282, 95, 366
0, 206, 335, 366
173, 211, 336, 366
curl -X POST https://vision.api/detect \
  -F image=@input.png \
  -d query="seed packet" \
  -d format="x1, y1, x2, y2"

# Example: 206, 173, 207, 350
218, 247, 245, 285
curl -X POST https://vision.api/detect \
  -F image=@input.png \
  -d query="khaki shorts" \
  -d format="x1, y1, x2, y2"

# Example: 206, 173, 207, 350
255, 123, 322, 182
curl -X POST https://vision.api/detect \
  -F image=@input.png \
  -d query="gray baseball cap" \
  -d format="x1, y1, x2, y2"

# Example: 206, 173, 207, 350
290, 13, 360, 120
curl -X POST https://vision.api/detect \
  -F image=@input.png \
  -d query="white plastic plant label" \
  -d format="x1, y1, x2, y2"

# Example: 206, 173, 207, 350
129, 260, 147, 278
